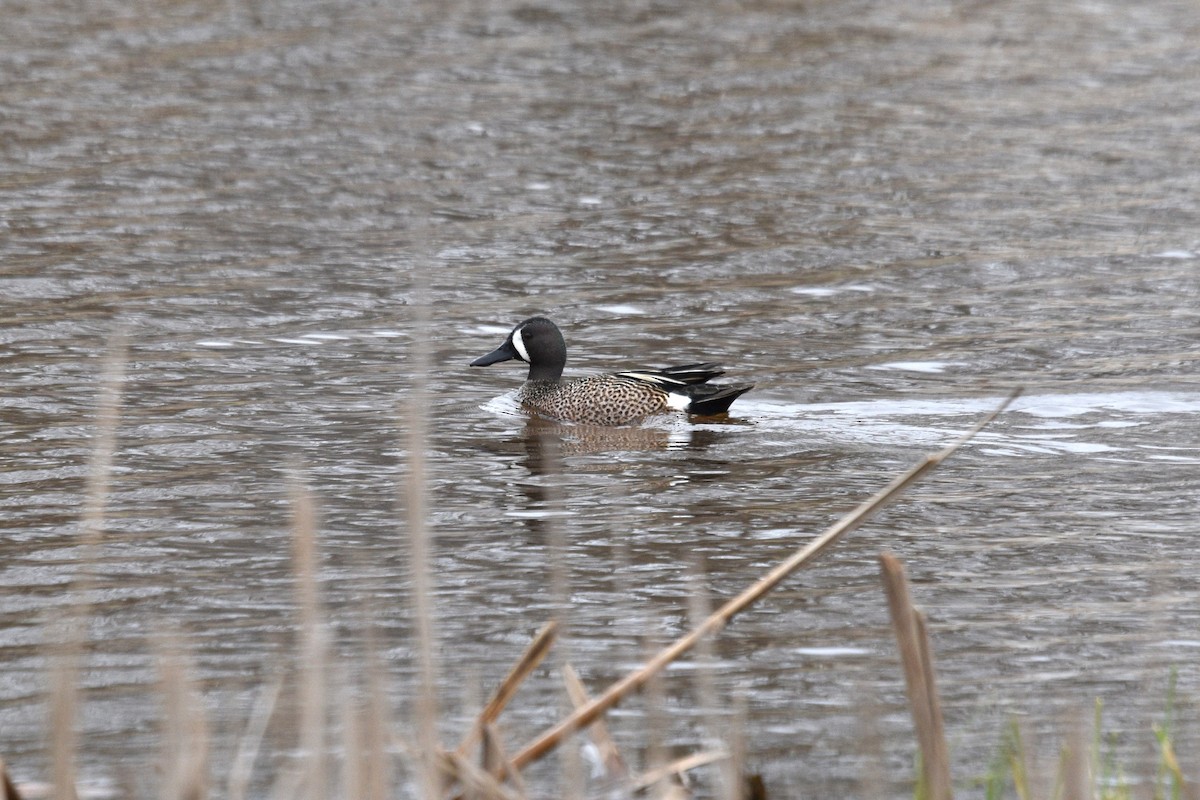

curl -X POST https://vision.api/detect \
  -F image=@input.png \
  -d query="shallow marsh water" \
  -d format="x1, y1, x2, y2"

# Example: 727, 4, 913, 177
3, 0, 1200, 796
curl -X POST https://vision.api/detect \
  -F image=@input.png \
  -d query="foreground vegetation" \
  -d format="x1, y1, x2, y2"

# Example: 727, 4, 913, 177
2, 358, 1191, 799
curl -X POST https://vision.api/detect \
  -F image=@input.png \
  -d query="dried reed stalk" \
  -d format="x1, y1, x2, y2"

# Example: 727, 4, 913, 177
530, 430, 588, 800
290, 482, 329, 800
51, 332, 127, 800
47, 647, 79, 800
404, 296, 441, 799
686, 558, 739, 800
630, 750, 730, 792
157, 639, 210, 800
341, 673, 366, 800
228, 673, 284, 800
1060, 720, 1090, 800
436, 751, 522, 800
509, 390, 1021, 771
337, 658, 392, 800
456, 621, 559, 758
879, 553, 952, 800
359, 641, 394, 800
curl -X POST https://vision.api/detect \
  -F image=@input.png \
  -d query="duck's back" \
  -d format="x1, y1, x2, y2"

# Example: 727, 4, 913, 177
518, 365, 752, 426
518, 374, 674, 426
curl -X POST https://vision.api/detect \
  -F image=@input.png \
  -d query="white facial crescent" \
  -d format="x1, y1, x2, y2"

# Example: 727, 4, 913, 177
512, 327, 531, 362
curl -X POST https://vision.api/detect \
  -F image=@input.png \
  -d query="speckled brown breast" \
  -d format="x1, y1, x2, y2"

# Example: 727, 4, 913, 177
517, 375, 672, 425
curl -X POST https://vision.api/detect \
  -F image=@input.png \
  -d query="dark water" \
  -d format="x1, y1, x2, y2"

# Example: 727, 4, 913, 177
3, 0, 1200, 796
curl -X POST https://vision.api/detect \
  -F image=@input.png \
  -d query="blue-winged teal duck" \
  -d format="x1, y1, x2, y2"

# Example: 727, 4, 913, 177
470, 317, 753, 425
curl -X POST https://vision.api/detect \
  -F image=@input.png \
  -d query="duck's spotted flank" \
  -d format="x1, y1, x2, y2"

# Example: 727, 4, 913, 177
470, 316, 753, 426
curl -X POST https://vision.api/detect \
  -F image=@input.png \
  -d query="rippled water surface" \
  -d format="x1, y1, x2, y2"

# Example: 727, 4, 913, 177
3, 0, 1200, 796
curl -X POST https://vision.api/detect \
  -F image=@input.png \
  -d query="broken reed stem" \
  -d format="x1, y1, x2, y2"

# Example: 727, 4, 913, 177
914, 612, 948, 788
879, 554, 952, 800
509, 389, 1021, 771
436, 751, 522, 800
456, 621, 559, 758
562, 664, 626, 781
481, 724, 528, 799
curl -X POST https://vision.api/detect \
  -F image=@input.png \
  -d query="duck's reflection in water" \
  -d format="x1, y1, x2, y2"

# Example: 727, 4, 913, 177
516, 416, 737, 476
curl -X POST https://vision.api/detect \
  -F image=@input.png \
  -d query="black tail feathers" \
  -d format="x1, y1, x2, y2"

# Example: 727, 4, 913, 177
686, 383, 754, 416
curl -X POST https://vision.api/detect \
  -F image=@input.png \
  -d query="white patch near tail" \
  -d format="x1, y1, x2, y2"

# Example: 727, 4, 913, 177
665, 391, 691, 411
512, 328, 530, 362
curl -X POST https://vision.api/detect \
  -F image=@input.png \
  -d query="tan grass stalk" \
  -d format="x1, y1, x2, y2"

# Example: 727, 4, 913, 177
510, 390, 1021, 771
1060, 720, 1090, 800
914, 612, 947, 779
455, 621, 558, 758
289, 482, 329, 800
340, 672, 365, 800
685, 558, 738, 800
640, 635, 669, 788
360, 638, 393, 800
50, 332, 127, 800
879, 553, 952, 800
339, 658, 392, 800
157, 639, 210, 800
631, 750, 730, 793
227, 673, 284, 800
404, 296, 442, 799
730, 699, 759, 800
47, 643, 80, 800
531, 431, 587, 800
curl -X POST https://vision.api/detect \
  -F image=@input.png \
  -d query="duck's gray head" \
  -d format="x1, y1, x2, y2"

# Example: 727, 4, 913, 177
470, 316, 567, 382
